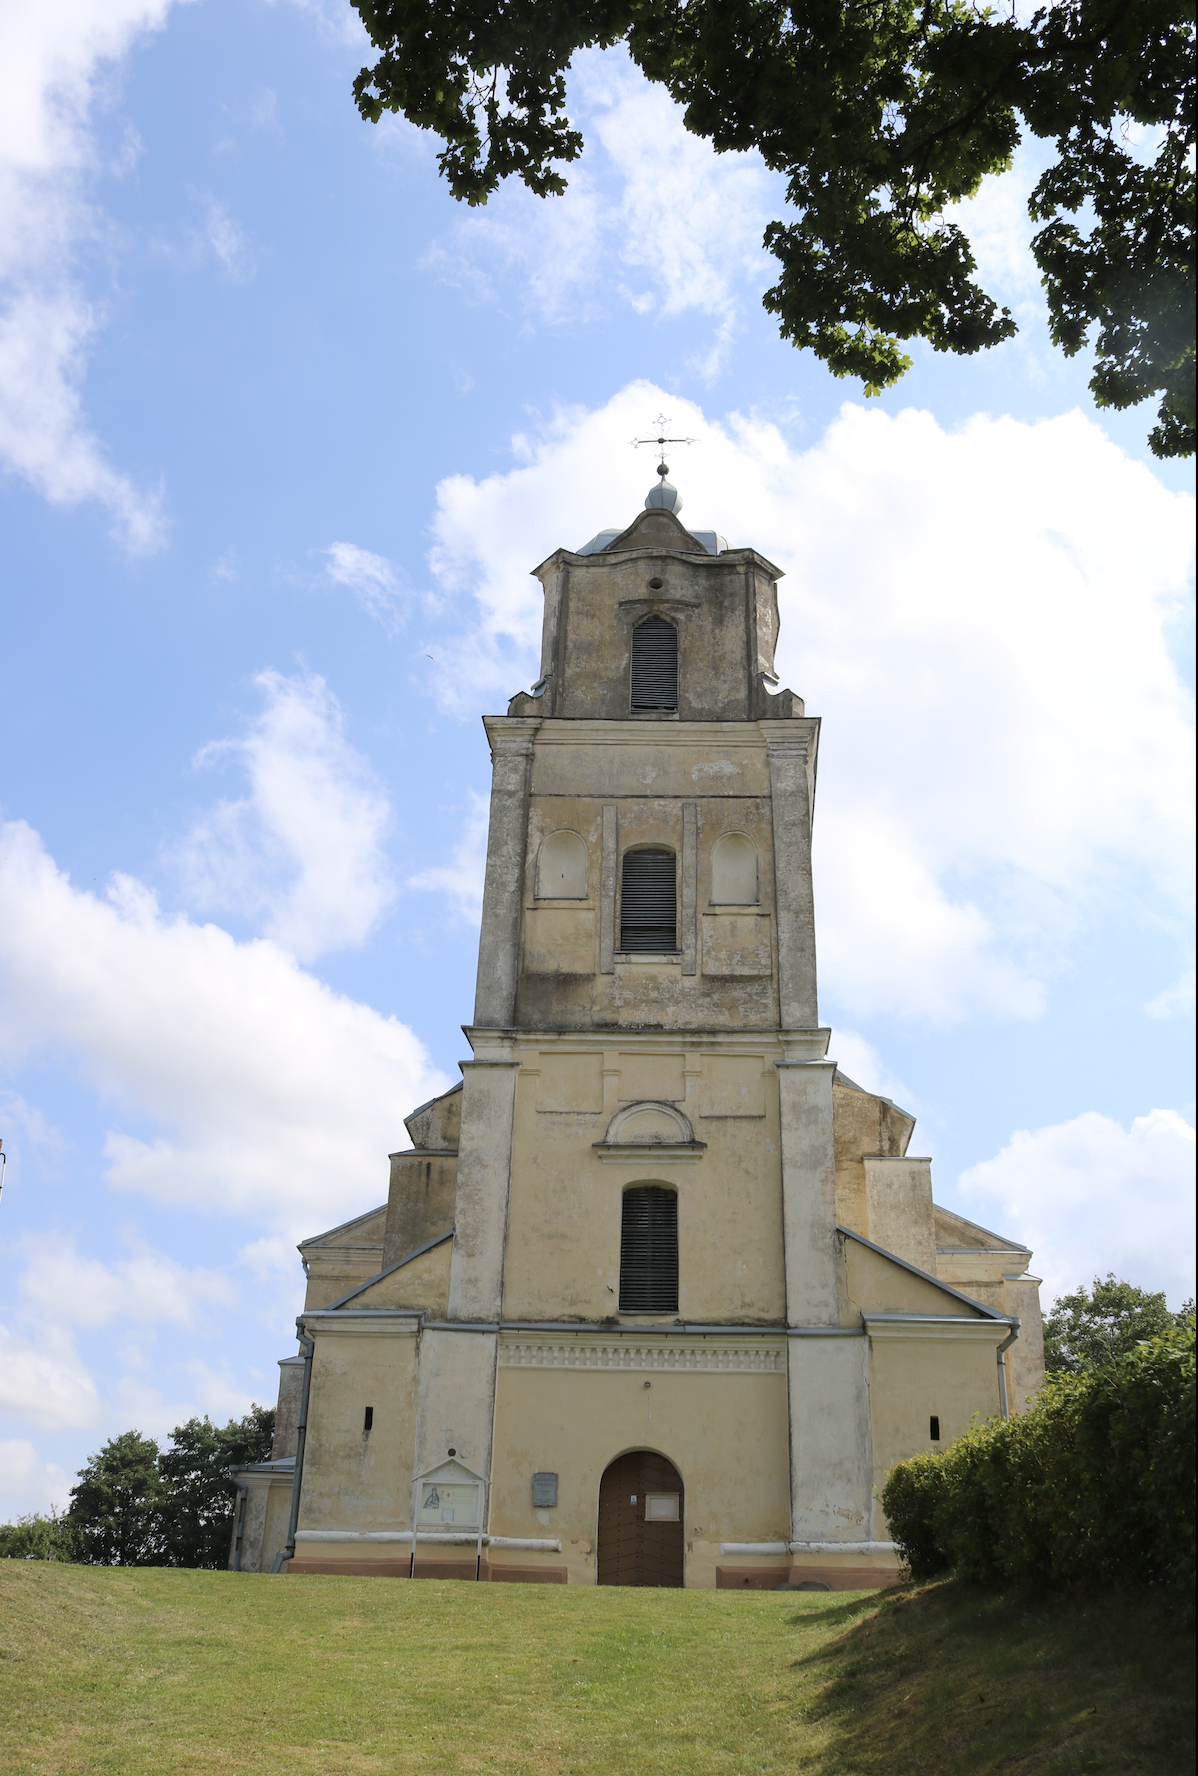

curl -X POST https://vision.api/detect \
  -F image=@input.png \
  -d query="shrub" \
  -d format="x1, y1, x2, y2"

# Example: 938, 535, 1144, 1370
881, 1321, 1195, 1597
0, 1510, 79, 1561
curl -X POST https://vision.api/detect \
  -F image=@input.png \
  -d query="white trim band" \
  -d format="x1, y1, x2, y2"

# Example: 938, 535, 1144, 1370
719, 1540, 898, 1556
294, 1531, 561, 1552
863, 1314, 1011, 1342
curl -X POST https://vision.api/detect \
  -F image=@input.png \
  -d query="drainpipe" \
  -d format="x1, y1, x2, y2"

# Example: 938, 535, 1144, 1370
997, 1320, 1020, 1420
230, 1476, 248, 1571
271, 1322, 315, 1574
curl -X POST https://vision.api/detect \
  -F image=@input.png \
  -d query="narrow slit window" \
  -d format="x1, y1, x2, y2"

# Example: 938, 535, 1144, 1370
620, 848, 677, 953
619, 1186, 679, 1313
630, 616, 678, 711
929, 1415, 940, 1442
364, 1406, 374, 1432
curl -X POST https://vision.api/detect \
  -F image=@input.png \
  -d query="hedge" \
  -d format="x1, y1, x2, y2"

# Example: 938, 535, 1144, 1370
880, 1322, 1195, 1596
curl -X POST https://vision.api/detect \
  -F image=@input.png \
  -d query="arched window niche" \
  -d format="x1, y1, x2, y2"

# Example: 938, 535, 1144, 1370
630, 616, 679, 712
619, 1184, 679, 1313
535, 830, 588, 899
710, 832, 758, 905
620, 847, 677, 952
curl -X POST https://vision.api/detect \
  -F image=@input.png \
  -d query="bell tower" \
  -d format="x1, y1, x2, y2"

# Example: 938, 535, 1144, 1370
419, 473, 861, 1553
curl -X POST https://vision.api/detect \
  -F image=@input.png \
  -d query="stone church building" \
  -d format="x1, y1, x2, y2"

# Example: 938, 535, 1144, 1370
231, 475, 1045, 1589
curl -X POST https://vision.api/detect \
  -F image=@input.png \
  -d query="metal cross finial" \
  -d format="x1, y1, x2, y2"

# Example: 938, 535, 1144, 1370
631, 412, 695, 482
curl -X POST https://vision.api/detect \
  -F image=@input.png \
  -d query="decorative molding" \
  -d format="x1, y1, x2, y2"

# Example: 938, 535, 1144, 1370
863, 1314, 1010, 1342
601, 1100, 695, 1145
498, 1335, 785, 1373
593, 1143, 706, 1165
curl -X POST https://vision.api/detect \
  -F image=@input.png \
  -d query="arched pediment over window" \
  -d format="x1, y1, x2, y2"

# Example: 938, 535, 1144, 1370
601, 1102, 695, 1146
536, 830, 588, 898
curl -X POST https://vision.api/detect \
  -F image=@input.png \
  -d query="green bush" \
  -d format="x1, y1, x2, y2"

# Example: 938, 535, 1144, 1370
881, 1321, 1195, 1597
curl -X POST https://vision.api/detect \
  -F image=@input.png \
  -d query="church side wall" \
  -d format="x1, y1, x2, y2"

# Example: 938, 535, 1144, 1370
297, 1324, 419, 1535
867, 1330, 1006, 1539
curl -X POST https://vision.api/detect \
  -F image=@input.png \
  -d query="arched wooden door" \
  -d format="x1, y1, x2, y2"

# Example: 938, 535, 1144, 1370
597, 1450, 684, 1587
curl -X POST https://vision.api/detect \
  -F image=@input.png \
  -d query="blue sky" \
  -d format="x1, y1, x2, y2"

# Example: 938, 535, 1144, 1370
0, 0, 1193, 1518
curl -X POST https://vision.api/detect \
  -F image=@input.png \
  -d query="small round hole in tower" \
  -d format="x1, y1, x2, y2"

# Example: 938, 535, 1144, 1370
648, 577, 664, 589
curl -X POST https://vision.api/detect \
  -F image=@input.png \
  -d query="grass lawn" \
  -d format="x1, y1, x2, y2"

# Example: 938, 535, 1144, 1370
0, 1563, 1193, 1775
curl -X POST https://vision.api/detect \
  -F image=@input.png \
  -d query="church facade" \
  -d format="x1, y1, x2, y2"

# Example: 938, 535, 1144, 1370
231, 479, 1045, 1589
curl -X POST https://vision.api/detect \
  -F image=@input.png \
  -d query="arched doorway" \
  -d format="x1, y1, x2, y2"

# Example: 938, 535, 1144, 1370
597, 1450, 684, 1587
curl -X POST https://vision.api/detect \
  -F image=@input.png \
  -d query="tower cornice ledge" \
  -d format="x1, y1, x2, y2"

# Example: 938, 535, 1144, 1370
531, 544, 785, 580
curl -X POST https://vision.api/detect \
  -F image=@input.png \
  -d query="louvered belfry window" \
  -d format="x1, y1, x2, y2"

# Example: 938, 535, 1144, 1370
620, 848, 677, 953
630, 616, 678, 711
619, 1187, 679, 1312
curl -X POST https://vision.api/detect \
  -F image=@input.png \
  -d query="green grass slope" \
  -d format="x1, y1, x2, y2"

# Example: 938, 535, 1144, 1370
0, 1563, 1192, 1775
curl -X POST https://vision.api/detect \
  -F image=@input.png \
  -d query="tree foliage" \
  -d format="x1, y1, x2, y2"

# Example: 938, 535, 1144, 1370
0, 1509, 80, 1562
157, 1406, 276, 1569
35, 1407, 277, 1570
68, 1430, 165, 1567
350, 0, 1195, 456
1043, 1272, 1194, 1375
881, 1316, 1196, 1600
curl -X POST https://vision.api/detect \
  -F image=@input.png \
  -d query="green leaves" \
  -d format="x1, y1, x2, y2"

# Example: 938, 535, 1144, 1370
350, 0, 1194, 456
881, 1318, 1197, 1599
1043, 1273, 1193, 1376
35, 1405, 278, 1569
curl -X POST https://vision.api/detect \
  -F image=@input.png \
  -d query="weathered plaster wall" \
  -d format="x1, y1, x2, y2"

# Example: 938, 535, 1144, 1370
832, 1078, 915, 1234
501, 1035, 786, 1324
300, 1207, 386, 1310
383, 1153, 457, 1266
864, 1157, 936, 1274
867, 1328, 1007, 1537
299, 1324, 419, 1531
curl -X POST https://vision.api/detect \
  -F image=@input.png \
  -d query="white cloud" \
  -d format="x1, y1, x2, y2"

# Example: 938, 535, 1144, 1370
325, 540, 406, 633
0, 1091, 65, 1175
406, 790, 489, 924
0, 0, 177, 546
18, 1233, 235, 1330
420, 381, 1194, 1024
0, 818, 450, 1229
421, 48, 782, 374
1145, 968, 1195, 1020
826, 1031, 917, 1115
0, 1440, 74, 1518
201, 195, 254, 281
0, 1324, 100, 1430
959, 1109, 1196, 1308
169, 668, 396, 961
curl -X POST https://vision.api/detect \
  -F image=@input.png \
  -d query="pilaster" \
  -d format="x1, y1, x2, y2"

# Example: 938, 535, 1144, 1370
474, 719, 540, 1027
763, 725, 820, 1028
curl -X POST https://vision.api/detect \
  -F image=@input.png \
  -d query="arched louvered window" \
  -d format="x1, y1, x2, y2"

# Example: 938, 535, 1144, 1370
620, 848, 677, 953
619, 1186, 679, 1312
630, 616, 678, 711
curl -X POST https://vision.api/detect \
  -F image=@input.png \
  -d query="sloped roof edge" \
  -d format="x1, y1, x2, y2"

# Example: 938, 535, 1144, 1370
837, 1225, 1011, 1321
321, 1228, 455, 1313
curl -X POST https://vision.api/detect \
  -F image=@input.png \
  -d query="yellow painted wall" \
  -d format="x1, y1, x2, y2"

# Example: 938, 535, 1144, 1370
299, 1328, 419, 1531
348, 1241, 451, 1315
501, 1038, 786, 1324
491, 1359, 790, 1586
867, 1332, 1004, 1537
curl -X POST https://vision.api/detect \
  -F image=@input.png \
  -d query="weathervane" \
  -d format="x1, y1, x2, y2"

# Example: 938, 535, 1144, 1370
631, 412, 695, 485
